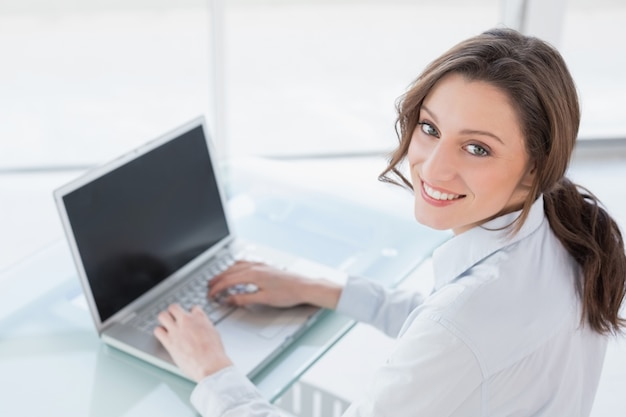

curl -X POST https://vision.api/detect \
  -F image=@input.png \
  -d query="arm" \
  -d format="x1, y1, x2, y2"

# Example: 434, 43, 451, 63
208, 261, 343, 310
155, 273, 473, 416
336, 276, 425, 337
211, 262, 425, 338
191, 322, 480, 417
154, 305, 283, 416
191, 367, 282, 417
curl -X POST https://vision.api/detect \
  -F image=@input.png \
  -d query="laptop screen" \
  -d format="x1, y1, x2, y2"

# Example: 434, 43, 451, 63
63, 124, 230, 322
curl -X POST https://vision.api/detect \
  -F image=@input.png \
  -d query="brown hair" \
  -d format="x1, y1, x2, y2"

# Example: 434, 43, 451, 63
380, 28, 626, 334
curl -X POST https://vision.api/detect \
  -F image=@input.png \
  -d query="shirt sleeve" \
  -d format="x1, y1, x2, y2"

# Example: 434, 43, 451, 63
189, 313, 482, 417
190, 366, 281, 417
342, 315, 483, 417
335, 276, 425, 337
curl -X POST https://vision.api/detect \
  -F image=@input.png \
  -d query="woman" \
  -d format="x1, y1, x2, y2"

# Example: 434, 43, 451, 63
154, 28, 626, 416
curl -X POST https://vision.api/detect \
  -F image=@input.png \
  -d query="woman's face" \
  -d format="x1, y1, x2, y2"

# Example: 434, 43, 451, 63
408, 73, 534, 235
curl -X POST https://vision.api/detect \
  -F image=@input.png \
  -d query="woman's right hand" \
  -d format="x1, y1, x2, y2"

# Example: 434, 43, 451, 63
208, 261, 342, 310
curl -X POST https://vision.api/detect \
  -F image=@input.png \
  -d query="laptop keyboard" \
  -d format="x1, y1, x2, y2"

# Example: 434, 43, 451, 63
131, 253, 238, 334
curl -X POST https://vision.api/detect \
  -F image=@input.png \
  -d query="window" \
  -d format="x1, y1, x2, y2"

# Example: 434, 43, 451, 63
0, 0, 214, 169
1, 0, 622, 171
561, 0, 626, 140
222, 0, 500, 157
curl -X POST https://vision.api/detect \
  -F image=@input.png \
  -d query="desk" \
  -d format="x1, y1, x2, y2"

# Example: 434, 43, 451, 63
0, 160, 448, 416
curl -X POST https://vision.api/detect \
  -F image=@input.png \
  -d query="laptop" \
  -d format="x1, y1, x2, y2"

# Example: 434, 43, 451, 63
54, 116, 346, 380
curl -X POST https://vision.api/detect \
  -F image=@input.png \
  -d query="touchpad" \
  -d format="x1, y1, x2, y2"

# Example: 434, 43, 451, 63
231, 304, 302, 339
243, 304, 294, 339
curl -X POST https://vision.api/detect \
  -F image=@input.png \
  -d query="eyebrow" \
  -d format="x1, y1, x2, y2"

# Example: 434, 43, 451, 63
420, 105, 504, 144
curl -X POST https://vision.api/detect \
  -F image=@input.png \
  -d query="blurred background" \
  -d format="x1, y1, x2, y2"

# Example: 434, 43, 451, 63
0, 0, 624, 169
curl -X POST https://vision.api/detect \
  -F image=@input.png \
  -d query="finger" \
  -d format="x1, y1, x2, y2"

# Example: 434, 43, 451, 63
154, 326, 179, 355
212, 261, 258, 282
153, 326, 170, 345
157, 309, 176, 328
228, 291, 266, 307
209, 271, 258, 298
189, 305, 217, 328
167, 303, 187, 320
190, 305, 211, 320
210, 261, 259, 283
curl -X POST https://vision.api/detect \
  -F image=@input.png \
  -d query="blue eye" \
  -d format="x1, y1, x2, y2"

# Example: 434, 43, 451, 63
465, 144, 489, 157
418, 122, 439, 138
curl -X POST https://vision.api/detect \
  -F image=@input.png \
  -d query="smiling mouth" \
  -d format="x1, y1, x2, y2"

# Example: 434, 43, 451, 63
422, 182, 465, 201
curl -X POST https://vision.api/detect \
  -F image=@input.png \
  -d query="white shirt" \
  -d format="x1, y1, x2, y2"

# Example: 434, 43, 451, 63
190, 196, 608, 416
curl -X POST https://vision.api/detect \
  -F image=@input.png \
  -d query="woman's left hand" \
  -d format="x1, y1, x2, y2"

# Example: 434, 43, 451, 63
154, 304, 233, 382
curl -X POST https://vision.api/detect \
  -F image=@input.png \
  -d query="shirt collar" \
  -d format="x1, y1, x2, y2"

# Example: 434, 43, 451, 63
431, 195, 546, 290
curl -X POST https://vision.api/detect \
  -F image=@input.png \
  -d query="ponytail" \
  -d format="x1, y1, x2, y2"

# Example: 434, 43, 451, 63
543, 177, 626, 334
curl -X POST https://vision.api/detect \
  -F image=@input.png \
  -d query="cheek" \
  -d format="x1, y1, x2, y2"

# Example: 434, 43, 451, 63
407, 136, 424, 166
473, 169, 522, 203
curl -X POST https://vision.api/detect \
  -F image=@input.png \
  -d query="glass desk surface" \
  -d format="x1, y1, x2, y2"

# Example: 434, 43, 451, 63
0, 160, 448, 416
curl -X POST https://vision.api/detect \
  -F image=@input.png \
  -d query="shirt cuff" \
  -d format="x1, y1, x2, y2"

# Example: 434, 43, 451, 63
190, 366, 266, 416
335, 275, 380, 323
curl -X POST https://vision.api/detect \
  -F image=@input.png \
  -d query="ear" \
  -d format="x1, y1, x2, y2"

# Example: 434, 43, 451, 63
520, 161, 537, 188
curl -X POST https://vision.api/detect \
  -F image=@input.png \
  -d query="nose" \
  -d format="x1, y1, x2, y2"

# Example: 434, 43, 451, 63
420, 138, 457, 182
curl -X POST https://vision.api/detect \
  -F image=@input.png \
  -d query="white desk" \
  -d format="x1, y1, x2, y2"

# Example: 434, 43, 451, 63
0, 159, 448, 416
2, 154, 624, 416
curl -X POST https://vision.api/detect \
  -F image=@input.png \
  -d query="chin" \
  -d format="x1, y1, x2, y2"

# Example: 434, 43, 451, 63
413, 210, 452, 231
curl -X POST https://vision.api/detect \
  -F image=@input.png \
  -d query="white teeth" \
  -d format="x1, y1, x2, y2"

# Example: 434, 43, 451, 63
424, 184, 461, 201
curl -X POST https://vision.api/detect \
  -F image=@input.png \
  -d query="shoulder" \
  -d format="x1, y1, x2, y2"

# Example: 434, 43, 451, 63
412, 220, 580, 376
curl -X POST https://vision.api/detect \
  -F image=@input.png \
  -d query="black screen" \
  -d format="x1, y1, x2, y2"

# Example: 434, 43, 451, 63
64, 125, 230, 322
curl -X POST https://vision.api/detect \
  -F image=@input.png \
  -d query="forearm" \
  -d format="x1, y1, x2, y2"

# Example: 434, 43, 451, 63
192, 366, 284, 417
